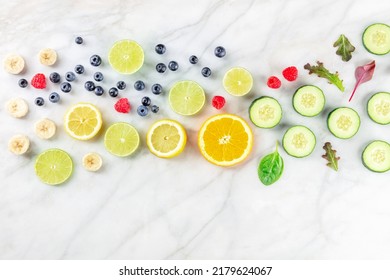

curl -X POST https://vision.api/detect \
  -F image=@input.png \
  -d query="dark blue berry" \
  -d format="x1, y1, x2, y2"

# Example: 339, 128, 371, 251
168, 61, 179, 71
90, 55, 101, 67
117, 81, 126, 90
65, 72, 76, 82
75, 36, 83, 44
108, 87, 119, 98
201, 67, 211, 77
151, 83, 162, 95
49, 92, 60, 103
94, 72, 104, 82
151, 105, 159, 113
155, 44, 166, 55
134, 80, 145, 91
156, 63, 167, 73
94, 86, 104, 96
137, 105, 149, 117
214, 46, 226, 58
141, 96, 151, 106
18, 78, 28, 88
84, 81, 95, 91
74, 65, 84, 74
60, 82, 72, 93
49, 72, 61, 83
189, 55, 198, 64
35, 97, 44, 106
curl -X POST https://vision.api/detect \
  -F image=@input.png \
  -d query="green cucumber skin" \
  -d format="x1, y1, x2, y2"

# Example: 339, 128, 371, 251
362, 23, 390, 55
292, 85, 325, 117
249, 96, 282, 129
327, 107, 361, 139
282, 126, 316, 158
367, 92, 390, 125
362, 140, 390, 173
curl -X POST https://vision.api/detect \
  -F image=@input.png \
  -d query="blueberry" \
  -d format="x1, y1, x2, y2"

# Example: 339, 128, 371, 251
201, 67, 212, 77
60, 82, 72, 93
74, 65, 84, 74
189, 55, 198, 64
141, 96, 151, 106
94, 72, 104, 82
156, 63, 167, 73
151, 105, 159, 113
117, 81, 126, 90
90, 55, 102, 67
155, 44, 166, 55
49, 72, 61, 83
214, 46, 226, 58
168, 61, 179, 71
75, 36, 83, 44
134, 80, 145, 91
18, 78, 28, 88
109, 87, 119, 98
49, 92, 60, 103
151, 83, 162, 95
84, 81, 95, 91
35, 97, 44, 106
65, 72, 76, 82
94, 86, 104, 96
137, 105, 149, 117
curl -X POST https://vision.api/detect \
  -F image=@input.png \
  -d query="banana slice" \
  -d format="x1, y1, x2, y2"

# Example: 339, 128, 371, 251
34, 118, 56, 140
6, 97, 29, 118
39, 48, 57, 66
8, 134, 30, 155
82, 153, 103, 172
3, 54, 25, 74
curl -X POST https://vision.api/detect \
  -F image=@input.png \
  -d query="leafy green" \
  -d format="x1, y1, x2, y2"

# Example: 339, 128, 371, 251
333, 34, 355, 62
304, 61, 345, 92
322, 142, 340, 171
258, 142, 284, 186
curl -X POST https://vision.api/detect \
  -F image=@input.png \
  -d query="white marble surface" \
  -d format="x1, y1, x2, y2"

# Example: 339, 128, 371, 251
1, 0, 390, 259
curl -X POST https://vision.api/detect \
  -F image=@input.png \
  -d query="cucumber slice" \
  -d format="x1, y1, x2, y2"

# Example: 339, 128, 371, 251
282, 125, 316, 158
367, 92, 390, 125
362, 140, 390, 172
293, 85, 325, 117
327, 107, 360, 139
362, 23, 390, 55
249, 96, 282, 128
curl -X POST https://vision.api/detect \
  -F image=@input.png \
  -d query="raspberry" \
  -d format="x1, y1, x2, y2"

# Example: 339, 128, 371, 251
212, 95, 225, 110
31, 73, 46, 89
267, 76, 281, 89
114, 98, 131, 113
282, 66, 298, 81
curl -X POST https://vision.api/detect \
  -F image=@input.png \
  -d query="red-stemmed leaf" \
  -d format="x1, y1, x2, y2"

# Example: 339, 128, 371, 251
349, 60, 375, 102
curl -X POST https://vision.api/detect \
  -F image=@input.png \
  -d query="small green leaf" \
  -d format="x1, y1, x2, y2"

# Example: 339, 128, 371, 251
333, 34, 355, 62
322, 142, 340, 171
258, 142, 284, 186
304, 61, 345, 92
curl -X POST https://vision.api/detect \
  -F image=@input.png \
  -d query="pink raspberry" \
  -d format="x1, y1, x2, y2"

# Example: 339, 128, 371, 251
212, 96, 225, 110
31, 73, 46, 89
282, 66, 298, 81
267, 76, 281, 89
114, 98, 131, 113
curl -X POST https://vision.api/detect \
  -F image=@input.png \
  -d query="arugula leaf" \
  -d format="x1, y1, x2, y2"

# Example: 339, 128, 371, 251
333, 34, 355, 62
258, 142, 284, 186
304, 61, 345, 92
321, 142, 340, 171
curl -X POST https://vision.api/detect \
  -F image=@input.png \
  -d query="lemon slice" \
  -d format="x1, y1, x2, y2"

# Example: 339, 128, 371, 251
168, 81, 205, 116
35, 149, 73, 185
146, 119, 187, 158
108, 39, 144, 74
64, 103, 102, 140
104, 122, 140, 157
223, 67, 253, 96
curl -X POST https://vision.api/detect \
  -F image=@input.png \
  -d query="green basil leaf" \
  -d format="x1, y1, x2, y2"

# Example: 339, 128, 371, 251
257, 142, 284, 186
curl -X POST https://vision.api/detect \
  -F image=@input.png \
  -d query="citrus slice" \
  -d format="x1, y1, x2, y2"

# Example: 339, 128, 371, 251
223, 67, 253, 96
198, 114, 253, 167
169, 80, 206, 115
146, 119, 187, 158
104, 122, 140, 157
108, 39, 144, 74
64, 103, 102, 140
35, 149, 73, 185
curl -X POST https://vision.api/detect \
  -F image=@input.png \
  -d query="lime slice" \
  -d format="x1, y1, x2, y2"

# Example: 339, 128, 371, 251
169, 81, 205, 115
223, 67, 253, 96
104, 122, 140, 157
108, 40, 144, 74
35, 149, 73, 186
